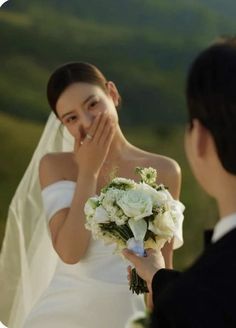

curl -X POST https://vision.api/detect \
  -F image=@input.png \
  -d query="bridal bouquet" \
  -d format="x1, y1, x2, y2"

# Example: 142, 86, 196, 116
84, 167, 184, 295
125, 311, 150, 328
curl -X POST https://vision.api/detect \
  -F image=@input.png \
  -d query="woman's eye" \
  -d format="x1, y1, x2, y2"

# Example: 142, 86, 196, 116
89, 100, 99, 109
66, 115, 77, 124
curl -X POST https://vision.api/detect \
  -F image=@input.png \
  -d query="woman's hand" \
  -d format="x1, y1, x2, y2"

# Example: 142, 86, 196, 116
74, 112, 115, 177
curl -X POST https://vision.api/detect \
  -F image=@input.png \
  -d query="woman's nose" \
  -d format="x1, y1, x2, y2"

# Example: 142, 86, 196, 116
80, 111, 93, 129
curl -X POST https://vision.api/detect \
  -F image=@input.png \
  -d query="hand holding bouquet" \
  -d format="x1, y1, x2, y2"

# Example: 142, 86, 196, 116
84, 167, 184, 295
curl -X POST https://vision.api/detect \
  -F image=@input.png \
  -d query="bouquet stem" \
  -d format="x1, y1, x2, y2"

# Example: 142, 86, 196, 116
130, 267, 149, 295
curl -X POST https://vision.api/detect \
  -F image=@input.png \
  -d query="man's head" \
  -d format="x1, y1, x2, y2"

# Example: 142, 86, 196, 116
186, 37, 236, 175
185, 37, 236, 196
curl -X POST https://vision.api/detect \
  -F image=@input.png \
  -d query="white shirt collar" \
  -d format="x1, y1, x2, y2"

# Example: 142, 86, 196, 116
212, 212, 236, 243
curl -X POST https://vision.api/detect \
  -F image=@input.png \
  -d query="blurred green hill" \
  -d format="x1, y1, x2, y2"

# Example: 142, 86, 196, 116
1, 0, 236, 124
0, 0, 231, 269
0, 112, 217, 269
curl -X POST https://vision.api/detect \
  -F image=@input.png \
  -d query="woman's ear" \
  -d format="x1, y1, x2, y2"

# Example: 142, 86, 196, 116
192, 119, 210, 158
106, 81, 120, 107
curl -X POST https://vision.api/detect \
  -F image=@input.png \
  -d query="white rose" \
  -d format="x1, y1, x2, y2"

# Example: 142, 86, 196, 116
117, 189, 153, 220
136, 183, 173, 207
166, 200, 185, 231
154, 189, 174, 207
94, 206, 110, 223
149, 211, 175, 239
136, 182, 161, 204
169, 200, 185, 216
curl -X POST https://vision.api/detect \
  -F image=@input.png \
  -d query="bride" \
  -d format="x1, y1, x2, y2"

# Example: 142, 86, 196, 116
0, 62, 183, 328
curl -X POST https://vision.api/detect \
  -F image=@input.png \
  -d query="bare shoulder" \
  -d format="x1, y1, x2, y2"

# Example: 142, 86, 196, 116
136, 150, 181, 199
149, 153, 180, 177
39, 152, 75, 189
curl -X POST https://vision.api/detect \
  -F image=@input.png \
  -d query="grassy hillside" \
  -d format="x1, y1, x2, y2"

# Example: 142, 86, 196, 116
1, 0, 236, 125
0, 113, 217, 270
0, 112, 43, 239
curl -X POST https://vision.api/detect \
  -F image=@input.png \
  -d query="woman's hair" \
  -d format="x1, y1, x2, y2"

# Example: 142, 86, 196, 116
47, 62, 120, 115
186, 36, 236, 174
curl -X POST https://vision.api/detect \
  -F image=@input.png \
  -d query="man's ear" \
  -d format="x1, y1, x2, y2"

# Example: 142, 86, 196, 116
106, 81, 120, 106
192, 119, 209, 157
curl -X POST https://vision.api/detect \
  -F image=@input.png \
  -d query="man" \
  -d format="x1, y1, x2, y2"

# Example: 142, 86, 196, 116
123, 37, 236, 327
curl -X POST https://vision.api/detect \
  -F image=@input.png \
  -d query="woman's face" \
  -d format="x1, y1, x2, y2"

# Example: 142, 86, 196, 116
56, 82, 119, 141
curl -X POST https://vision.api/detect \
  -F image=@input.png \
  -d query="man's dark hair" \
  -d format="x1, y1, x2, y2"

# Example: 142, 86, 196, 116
186, 37, 236, 174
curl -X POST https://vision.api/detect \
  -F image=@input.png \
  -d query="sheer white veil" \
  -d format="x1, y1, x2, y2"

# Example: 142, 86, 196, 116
0, 113, 74, 327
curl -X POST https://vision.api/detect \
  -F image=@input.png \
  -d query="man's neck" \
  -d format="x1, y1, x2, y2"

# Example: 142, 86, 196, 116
217, 184, 236, 219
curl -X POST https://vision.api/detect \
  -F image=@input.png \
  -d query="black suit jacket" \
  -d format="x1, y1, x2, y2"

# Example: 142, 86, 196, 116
150, 228, 236, 327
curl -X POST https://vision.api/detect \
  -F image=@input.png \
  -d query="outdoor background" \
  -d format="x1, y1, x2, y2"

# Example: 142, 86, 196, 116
1, 0, 235, 269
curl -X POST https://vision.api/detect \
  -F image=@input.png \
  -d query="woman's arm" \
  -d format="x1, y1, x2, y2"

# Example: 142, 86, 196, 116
39, 112, 115, 264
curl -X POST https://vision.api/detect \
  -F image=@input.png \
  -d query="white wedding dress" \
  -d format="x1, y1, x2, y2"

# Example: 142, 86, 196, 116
22, 180, 145, 328
0, 114, 183, 328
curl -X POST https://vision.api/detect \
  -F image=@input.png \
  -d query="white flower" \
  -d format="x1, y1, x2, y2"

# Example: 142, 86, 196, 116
136, 183, 164, 204
154, 188, 173, 207
102, 188, 121, 205
84, 166, 185, 296
114, 215, 128, 226
138, 167, 157, 185
149, 211, 175, 239
169, 200, 185, 217
128, 218, 147, 241
165, 200, 185, 231
84, 197, 99, 217
101, 188, 123, 215
94, 206, 110, 223
117, 189, 153, 220
110, 177, 136, 190
85, 219, 101, 239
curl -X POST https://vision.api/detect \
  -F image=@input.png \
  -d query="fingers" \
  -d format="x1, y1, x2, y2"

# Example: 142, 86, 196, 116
85, 112, 107, 143
145, 248, 156, 256
122, 249, 140, 266
73, 136, 82, 154
85, 112, 114, 146
86, 112, 102, 139
93, 112, 112, 144
99, 123, 115, 147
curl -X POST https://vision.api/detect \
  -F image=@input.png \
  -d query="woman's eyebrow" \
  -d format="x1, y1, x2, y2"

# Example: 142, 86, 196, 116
61, 111, 74, 120
60, 95, 95, 120
82, 94, 95, 106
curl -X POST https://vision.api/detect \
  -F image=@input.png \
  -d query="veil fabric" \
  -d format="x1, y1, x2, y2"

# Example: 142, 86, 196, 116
0, 113, 73, 327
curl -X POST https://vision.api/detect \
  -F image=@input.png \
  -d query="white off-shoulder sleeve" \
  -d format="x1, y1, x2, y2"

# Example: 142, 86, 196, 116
41, 180, 76, 222
173, 201, 185, 249
173, 217, 184, 249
